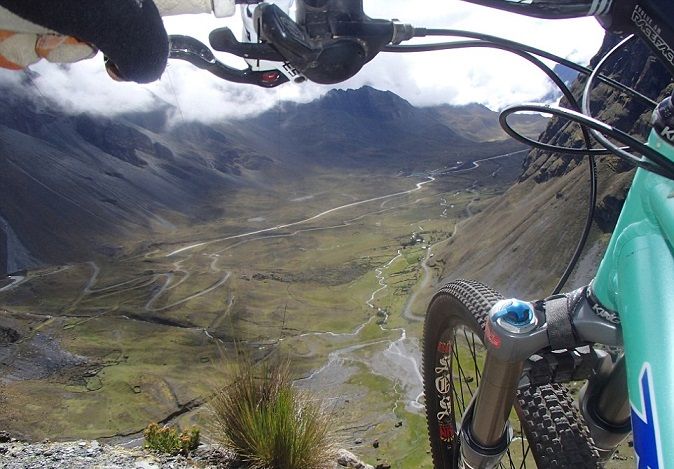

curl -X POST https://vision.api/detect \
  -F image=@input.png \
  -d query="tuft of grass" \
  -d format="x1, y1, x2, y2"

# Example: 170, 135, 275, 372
143, 422, 200, 456
209, 356, 336, 469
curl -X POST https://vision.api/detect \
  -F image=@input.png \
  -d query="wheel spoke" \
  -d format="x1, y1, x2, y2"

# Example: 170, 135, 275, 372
520, 426, 525, 465
470, 332, 482, 381
450, 371, 466, 414
454, 329, 475, 395
506, 449, 516, 468
451, 337, 468, 411
518, 445, 531, 469
462, 328, 480, 386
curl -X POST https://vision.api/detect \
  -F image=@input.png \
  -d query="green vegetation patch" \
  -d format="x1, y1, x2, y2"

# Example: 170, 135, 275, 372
144, 423, 200, 456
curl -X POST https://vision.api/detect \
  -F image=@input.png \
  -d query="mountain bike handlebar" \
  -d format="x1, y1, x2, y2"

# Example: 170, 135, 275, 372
462, 0, 612, 19
170, 0, 674, 87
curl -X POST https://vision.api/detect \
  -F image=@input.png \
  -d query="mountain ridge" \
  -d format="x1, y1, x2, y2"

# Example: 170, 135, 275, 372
0, 83, 540, 274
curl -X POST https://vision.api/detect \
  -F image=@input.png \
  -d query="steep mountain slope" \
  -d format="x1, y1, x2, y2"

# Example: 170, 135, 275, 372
0, 84, 271, 271
435, 33, 673, 298
0, 83, 535, 274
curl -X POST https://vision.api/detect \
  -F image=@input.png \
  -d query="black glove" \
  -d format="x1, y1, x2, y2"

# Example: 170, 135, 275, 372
0, 0, 168, 83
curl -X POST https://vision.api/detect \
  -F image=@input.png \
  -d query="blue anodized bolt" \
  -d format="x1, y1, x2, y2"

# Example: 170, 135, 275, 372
490, 299, 538, 334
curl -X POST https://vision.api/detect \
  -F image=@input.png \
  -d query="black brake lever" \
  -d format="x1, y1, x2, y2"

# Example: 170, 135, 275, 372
209, 27, 285, 61
168, 35, 288, 88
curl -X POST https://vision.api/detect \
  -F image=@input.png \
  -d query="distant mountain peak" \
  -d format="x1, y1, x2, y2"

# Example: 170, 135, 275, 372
319, 85, 414, 120
325, 85, 398, 98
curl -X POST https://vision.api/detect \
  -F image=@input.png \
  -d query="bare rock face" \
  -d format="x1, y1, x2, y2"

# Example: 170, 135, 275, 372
520, 33, 672, 186
75, 115, 152, 168
517, 33, 672, 236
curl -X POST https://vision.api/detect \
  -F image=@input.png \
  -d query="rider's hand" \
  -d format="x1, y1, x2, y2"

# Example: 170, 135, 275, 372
0, 0, 236, 83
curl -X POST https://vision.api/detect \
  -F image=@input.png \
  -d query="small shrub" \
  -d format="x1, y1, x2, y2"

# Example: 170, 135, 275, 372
209, 356, 336, 469
144, 422, 200, 456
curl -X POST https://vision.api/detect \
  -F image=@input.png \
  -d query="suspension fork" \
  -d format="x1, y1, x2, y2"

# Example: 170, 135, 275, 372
460, 291, 624, 467
460, 299, 540, 467
579, 352, 632, 460
460, 355, 522, 468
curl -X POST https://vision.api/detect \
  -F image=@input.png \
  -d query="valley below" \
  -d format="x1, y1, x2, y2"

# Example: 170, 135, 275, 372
2, 43, 662, 463
0, 150, 523, 468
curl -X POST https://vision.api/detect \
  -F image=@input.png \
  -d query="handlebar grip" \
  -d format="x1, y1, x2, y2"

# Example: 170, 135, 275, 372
604, 0, 674, 76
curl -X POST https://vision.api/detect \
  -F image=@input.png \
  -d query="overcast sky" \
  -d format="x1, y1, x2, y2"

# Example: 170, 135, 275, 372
1, 0, 605, 122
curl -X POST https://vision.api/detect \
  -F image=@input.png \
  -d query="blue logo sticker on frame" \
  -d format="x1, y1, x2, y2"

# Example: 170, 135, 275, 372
631, 363, 663, 469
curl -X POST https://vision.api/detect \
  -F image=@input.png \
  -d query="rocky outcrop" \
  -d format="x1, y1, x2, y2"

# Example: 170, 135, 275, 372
520, 34, 672, 185
336, 449, 374, 469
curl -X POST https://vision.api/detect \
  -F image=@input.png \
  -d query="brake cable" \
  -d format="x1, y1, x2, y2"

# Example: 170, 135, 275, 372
499, 34, 674, 179
387, 31, 599, 294
580, 35, 672, 170
388, 28, 657, 108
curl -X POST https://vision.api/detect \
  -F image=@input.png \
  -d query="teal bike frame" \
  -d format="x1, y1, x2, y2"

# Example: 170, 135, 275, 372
592, 129, 674, 466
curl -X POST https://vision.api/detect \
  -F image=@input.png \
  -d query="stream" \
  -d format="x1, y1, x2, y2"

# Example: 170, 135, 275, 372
295, 248, 425, 415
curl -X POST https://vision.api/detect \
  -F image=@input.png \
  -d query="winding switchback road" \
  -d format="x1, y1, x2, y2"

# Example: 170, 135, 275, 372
167, 177, 435, 257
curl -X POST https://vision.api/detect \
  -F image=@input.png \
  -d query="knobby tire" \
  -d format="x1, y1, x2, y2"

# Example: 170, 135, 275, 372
423, 279, 600, 468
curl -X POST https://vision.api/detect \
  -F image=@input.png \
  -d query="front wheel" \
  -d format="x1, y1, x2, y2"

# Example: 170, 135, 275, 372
423, 279, 600, 468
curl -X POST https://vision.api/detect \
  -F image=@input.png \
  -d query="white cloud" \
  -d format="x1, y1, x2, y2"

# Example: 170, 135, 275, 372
344, 0, 605, 109
0, 0, 605, 121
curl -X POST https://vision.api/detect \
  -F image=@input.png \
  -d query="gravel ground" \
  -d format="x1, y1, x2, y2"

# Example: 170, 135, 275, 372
0, 438, 374, 469
0, 439, 236, 469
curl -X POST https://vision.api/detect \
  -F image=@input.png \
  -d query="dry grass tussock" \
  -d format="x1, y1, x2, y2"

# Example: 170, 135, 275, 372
208, 355, 337, 469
